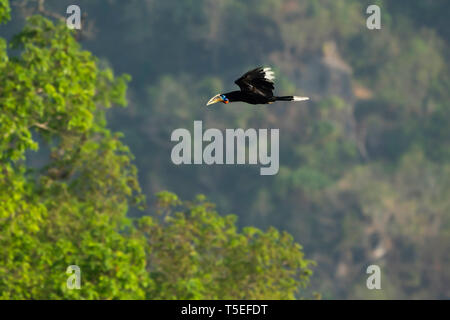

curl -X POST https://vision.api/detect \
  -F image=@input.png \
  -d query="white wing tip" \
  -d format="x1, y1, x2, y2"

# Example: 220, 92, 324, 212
263, 67, 275, 81
293, 96, 309, 101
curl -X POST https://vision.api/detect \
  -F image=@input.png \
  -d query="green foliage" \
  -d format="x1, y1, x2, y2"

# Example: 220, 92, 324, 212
0, 0, 10, 24
0, 13, 143, 299
140, 192, 313, 299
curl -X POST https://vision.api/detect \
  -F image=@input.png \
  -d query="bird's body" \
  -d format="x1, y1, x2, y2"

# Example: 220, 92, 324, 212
207, 67, 309, 106
220, 90, 274, 105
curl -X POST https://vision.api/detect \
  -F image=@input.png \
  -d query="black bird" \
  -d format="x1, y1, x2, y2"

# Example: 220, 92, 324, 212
206, 67, 309, 106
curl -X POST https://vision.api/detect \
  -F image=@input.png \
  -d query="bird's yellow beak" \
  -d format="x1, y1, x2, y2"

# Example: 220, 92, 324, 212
206, 94, 223, 106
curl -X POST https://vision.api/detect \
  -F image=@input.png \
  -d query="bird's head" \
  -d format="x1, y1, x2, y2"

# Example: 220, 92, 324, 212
206, 94, 229, 106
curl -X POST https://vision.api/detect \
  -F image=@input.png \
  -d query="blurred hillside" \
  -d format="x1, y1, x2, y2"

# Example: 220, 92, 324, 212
2, 0, 449, 299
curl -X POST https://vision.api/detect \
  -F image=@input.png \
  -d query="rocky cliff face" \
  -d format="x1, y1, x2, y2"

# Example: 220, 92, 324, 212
285, 41, 370, 160
298, 42, 354, 102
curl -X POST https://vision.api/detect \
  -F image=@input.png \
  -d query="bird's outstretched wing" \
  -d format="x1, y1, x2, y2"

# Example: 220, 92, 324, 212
234, 67, 275, 97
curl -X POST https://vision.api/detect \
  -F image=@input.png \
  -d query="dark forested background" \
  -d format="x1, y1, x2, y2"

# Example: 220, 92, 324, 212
2, 0, 449, 299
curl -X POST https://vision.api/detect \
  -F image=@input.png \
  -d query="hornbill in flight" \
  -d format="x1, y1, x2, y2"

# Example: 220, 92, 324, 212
206, 67, 309, 106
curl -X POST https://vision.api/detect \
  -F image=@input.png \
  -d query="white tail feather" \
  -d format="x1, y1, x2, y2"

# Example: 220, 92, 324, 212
293, 96, 309, 101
